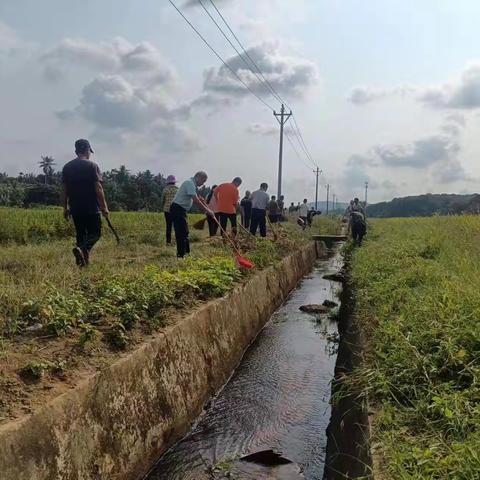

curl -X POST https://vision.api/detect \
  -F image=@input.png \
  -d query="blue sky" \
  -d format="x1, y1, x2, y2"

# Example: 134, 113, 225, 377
1, 0, 480, 202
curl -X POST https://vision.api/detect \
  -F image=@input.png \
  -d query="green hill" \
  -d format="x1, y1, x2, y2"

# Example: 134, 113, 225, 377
367, 193, 478, 217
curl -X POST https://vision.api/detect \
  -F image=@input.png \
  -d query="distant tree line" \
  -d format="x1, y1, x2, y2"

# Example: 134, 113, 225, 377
367, 193, 480, 217
0, 158, 210, 212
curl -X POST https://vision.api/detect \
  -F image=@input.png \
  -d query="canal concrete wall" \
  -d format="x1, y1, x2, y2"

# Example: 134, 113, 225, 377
0, 242, 321, 480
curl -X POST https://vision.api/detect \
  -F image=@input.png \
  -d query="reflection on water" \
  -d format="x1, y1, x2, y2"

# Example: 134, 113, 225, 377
146, 249, 343, 480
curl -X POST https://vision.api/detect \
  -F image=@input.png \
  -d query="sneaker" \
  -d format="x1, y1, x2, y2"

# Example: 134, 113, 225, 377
72, 247, 86, 267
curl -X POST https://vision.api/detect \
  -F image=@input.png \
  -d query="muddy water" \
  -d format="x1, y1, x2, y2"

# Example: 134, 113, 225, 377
145, 249, 343, 480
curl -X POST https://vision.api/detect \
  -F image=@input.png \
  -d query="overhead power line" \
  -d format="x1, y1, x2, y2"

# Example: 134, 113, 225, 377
168, 0, 275, 111
207, 0, 284, 106
197, 0, 280, 107
205, 0, 320, 171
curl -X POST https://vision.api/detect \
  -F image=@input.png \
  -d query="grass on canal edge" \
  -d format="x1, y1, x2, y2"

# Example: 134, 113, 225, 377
1, 207, 336, 421
349, 216, 480, 479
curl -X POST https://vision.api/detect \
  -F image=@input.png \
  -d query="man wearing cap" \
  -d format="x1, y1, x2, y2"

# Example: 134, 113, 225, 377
62, 139, 109, 267
160, 175, 178, 245
170, 171, 213, 258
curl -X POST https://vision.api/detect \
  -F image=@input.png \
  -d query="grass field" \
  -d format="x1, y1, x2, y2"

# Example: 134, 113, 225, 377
0, 207, 334, 421
350, 216, 480, 479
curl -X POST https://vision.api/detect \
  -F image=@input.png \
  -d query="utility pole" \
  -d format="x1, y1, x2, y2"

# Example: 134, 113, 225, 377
326, 184, 330, 215
314, 167, 321, 211
274, 104, 292, 198
332, 193, 336, 212
364, 181, 369, 218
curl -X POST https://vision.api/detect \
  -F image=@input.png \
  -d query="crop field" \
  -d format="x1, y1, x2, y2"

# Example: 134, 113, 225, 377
0, 207, 329, 422
350, 216, 480, 479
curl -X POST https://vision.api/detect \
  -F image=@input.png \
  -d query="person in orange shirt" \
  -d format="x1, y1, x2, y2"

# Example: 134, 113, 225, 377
214, 177, 242, 237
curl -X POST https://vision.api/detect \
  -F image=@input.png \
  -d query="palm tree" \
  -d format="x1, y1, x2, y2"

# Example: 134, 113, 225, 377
39, 156, 56, 185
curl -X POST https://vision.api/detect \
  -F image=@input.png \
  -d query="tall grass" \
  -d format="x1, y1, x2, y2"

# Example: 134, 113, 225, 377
0, 207, 200, 244
350, 216, 480, 479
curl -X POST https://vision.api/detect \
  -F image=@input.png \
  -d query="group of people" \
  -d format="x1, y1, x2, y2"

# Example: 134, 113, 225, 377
345, 197, 367, 244
62, 138, 328, 266
159, 174, 286, 258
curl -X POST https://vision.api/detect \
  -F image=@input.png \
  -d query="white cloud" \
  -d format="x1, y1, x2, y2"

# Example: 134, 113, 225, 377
344, 115, 470, 185
203, 41, 318, 100
57, 74, 200, 153
348, 85, 414, 105
40, 37, 175, 84
349, 62, 480, 111
418, 62, 480, 109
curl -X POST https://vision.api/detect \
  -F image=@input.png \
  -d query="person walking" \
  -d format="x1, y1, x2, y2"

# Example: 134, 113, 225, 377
206, 185, 219, 237
299, 199, 309, 230
268, 195, 279, 223
240, 190, 252, 229
160, 175, 178, 245
215, 177, 242, 237
62, 139, 109, 267
170, 171, 213, 258
249, 183, 269, 237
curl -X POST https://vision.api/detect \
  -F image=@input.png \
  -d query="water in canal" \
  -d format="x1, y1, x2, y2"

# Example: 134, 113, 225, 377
146, 248, 343, 480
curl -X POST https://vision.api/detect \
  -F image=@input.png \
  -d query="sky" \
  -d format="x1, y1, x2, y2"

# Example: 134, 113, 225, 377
1, 0, 480, 203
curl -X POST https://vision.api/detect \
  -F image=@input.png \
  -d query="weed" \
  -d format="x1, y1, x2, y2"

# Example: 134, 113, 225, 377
349, 217, 480, 479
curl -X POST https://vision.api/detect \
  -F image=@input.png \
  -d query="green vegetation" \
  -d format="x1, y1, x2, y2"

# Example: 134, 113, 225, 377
367, 193, 479, 218
309, 215, 343, 235
350, 216, 480, 479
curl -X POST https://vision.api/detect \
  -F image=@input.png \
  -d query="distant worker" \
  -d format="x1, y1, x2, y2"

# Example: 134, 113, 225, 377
307, 207, 320, 227
268, 195, 280, 223
160, 175, 178, 245
62, 139, 109, 267
351, 210, 367, 245
299, 199, 309, 230
288, 202, 295, 214
206, 185, 219, 237
352, 197, 365, 215
170, 172, 213, 258
240, 190, 253, 229
215, 177, 242, 237
278, 195, 285, 221
250, 183, 269, 237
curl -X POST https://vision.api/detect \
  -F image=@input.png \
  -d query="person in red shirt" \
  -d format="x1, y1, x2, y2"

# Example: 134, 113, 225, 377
214, 177, 242, 237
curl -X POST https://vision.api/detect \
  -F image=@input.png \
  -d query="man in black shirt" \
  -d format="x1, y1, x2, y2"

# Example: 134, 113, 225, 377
62, 139, 109, 267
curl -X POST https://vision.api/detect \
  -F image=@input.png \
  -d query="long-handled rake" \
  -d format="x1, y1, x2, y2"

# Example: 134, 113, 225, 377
197, 199, 254, 269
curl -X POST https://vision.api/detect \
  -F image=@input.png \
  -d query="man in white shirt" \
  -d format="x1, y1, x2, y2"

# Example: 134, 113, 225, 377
249, 182, 269, 237
299, 199, 309, 230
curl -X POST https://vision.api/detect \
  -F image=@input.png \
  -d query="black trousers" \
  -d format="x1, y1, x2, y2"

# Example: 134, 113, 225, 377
207, 213, 219, 237
352, 221, 366, 244
250, 208, 266, 237
72, 214, 102, 254
164, 211, 173, 244
219, 212, 237, 236
242, 209, 252, 229
170, 203, 190, 257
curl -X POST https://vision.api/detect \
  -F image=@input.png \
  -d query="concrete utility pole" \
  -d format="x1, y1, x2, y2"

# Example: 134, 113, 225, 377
364, 181, 369, 217
314, 167, 321, 210
326, 183, 330, 215
274, 104, 292, 198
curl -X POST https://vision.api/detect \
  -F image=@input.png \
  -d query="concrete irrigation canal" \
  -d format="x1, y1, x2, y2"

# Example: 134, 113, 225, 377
0, 241, 371, 480
145, 246, 347, 480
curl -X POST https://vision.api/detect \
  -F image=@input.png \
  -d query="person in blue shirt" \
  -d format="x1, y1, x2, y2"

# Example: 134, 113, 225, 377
170, 171, 213, 257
